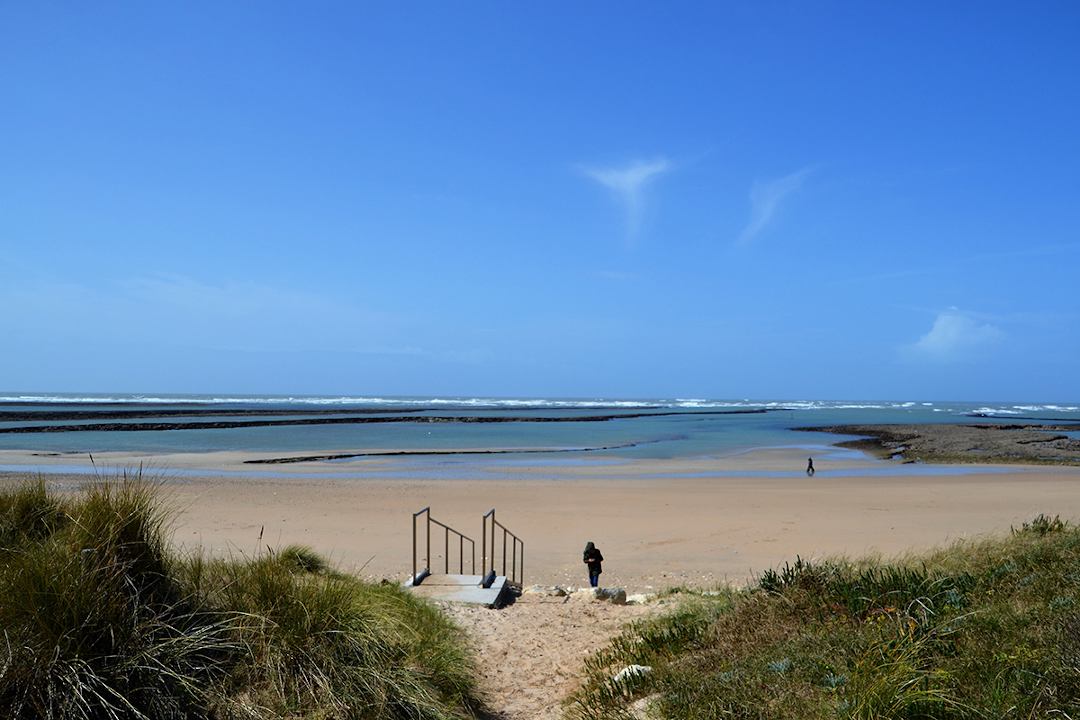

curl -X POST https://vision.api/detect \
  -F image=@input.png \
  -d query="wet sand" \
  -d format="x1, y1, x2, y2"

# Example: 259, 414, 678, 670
3, 447, 1078, 590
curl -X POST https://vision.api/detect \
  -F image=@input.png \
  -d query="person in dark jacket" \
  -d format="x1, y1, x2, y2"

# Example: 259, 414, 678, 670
583, 541, 604, 588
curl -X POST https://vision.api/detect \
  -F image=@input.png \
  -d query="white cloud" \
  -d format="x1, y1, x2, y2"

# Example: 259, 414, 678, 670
910, 308, 1004, 361
736, 168, 812, 246
582, 157, 671, 240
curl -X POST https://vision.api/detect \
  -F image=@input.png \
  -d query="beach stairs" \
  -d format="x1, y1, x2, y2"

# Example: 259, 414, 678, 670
404, 572, 513, 608
407, 507, 524, 609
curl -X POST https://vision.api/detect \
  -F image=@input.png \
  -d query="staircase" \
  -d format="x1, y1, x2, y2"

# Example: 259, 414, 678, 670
405, 573, 511, 608
404, 507, 523, 609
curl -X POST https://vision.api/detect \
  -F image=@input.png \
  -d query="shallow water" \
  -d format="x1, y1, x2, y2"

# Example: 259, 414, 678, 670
1, 395, 1076, 464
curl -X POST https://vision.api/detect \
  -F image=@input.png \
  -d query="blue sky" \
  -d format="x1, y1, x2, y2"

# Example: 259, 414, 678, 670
2, 2, 1078, 401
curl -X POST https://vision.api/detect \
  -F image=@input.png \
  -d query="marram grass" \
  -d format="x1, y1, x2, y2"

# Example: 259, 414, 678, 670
570, 516, 1080, 719
0, 473, 484, 720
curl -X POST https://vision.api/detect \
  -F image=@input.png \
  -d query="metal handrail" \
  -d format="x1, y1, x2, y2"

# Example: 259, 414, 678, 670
412, 507, 476, 585
481, 508, 525, 588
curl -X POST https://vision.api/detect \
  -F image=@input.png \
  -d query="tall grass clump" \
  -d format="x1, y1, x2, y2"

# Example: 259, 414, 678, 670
0, 474, 229, 719
0, 477, 67, 549
0, 474, 485, 720
193, 550, 478, 718
570, 517, 1080, 719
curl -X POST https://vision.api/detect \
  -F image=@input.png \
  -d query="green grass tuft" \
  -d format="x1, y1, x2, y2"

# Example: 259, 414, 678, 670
0, 474, 485, 720
570, 517, 1080, 719
0, 477, 67, 549
1012, 513, 1068, 536
274, 543, 330, 574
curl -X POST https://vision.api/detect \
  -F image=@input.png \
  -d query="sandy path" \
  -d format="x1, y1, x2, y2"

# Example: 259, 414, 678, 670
444, 595, 656, 720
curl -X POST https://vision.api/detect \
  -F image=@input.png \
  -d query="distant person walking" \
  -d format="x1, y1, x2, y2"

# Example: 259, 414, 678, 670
807, 457, 815, 476
583, 541, 604, 588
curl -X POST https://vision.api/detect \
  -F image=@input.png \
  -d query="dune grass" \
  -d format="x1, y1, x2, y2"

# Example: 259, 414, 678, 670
570, 514, 1080, 719
0, 473, 484, 720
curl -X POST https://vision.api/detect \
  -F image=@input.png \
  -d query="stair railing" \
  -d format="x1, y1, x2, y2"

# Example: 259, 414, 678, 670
411, 507, 476, 585
481, 508, 524, 588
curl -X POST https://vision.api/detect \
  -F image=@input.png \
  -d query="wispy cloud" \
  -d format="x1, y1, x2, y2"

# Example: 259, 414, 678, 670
908, 308, 1004, 362
736, 167, 812, 246
0, 274, 419, 356
582, 157, 671, 241
128, 275, 420, 354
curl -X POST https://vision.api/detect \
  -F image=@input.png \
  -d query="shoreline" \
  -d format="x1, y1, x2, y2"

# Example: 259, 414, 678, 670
0, 442, 993, 479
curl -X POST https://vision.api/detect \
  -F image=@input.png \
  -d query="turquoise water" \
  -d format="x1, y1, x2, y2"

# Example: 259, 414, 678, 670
1, 394, 1077, 461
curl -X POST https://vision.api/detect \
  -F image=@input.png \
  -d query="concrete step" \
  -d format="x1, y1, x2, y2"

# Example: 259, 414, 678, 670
415, 573, 486, 587
406, 573, 512, 608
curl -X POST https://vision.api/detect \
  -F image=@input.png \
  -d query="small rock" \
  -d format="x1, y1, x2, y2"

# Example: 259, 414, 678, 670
613, 664, 653, 684
523, 584, 569, 597
628, 692, 661, 719
626, 593, 655, 605
630, 690, 660, 716
598, 587, 627, 604
572, 587, 627, 604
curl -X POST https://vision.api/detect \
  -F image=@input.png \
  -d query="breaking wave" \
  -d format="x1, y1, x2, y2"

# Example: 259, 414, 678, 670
2, 394, 1076, 416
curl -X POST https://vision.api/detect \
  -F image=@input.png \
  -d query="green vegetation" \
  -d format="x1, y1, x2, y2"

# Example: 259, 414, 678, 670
571, 515, 1079, 719
0, 475, 484, 719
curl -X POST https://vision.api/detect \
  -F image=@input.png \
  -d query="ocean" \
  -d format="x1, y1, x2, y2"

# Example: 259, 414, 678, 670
2, 394, 1077, 465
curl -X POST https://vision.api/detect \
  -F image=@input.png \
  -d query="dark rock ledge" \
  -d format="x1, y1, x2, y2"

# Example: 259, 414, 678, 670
798, 423, 1080, 466
0, 409, 769, 435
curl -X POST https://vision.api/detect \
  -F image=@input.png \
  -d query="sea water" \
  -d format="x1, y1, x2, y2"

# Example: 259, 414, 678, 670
1, 394, 1077, 462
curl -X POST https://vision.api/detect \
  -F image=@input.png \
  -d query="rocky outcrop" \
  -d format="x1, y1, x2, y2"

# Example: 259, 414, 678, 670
800, 423, 1080, 465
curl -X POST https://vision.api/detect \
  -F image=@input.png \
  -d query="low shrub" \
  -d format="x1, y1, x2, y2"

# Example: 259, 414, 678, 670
1012, 513, 1068, 536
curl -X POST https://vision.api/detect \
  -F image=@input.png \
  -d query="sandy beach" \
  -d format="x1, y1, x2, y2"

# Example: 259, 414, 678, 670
4, 447, 1078, 590
4, 445, 1080, 718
